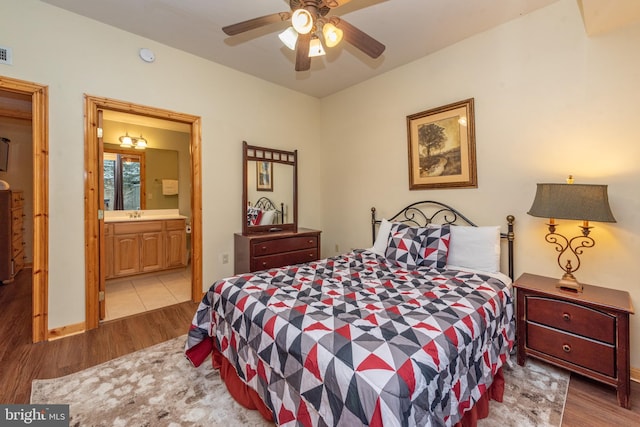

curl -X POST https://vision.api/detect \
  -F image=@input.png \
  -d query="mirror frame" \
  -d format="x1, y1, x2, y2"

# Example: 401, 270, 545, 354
242, 141, 298, 235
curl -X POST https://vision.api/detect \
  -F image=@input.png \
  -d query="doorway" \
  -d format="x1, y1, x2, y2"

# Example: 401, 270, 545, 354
0, 76, 48, 342
84, 95, 202, 329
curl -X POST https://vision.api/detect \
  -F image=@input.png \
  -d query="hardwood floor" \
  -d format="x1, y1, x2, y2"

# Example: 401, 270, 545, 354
0, 268, 198, 403
1, 269, 639, 426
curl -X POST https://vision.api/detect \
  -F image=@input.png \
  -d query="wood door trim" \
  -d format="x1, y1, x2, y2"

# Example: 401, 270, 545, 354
84, 95, 202, 330
0, 76, 49, 343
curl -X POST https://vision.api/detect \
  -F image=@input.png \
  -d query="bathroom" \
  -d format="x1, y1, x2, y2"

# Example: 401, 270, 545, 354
100, 110, 192, 321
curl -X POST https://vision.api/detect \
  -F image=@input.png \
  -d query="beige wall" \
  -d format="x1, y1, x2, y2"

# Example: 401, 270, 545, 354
0, 0, 323, 329
320, 0, 640, 368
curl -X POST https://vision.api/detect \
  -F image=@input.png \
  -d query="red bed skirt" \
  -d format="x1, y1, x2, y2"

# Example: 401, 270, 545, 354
209, 344, 505, 427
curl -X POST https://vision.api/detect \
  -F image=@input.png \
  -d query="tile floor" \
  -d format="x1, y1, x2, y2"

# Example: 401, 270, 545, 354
104, 266, 191, 321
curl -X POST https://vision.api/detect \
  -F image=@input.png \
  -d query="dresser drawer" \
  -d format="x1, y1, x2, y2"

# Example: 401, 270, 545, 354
527, 323, 615, 377
253, 236, 318, 256
252, 249, 318, 271
12, 209, 24, 224
527, 296, 615, 344
12, 239, 23, 257
11, 191, 24, 208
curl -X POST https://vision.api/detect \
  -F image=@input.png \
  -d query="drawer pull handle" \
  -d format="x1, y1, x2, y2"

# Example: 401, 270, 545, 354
562, 344, 571, 353
260, 246, 267, 251
308, 240, 314, 244
562, 313, 571, 321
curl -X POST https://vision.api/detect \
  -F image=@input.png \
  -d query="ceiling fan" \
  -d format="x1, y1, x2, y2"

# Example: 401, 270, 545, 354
222, 0, 386, 72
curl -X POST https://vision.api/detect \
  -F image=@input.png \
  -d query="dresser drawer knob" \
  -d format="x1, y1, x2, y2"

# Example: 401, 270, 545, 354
260, 246, 267, 251
308, 240, 314, 244
562, 313, 571, 321
562, 344, 571, 353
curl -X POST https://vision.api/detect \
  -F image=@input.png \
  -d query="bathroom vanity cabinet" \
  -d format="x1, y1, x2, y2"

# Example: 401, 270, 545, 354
104, 218, 187, 279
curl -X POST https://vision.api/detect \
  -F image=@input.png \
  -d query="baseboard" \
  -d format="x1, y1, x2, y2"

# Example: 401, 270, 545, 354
48, 322, 86, 340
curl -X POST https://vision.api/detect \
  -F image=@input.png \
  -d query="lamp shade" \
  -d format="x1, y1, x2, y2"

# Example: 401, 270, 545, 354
291, 9, 313, 34
322, 22, 343, 48
279, 27, 298, 50
527, 183, 616, 223
308, 36, 326, 57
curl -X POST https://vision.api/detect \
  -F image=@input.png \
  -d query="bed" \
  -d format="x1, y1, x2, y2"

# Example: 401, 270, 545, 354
247, 196, 285, 226
186, 201, 515, 426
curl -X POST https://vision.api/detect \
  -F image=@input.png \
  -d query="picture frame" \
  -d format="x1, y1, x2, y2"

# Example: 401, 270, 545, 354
256, 160, 273, 191
407, 98, 477, 190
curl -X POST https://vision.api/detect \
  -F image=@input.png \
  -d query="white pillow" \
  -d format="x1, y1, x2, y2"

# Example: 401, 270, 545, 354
369, 218, 393, 256
446, 226, 501, 273
259, 210, 276, 225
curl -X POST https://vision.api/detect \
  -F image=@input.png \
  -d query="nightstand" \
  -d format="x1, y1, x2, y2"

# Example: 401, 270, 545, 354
514, 273, 634, 409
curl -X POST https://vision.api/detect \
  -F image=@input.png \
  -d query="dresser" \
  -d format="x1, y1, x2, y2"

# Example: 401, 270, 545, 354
0, 190, 25, 283
234, 228, 321, 274
514, 273, 634, 409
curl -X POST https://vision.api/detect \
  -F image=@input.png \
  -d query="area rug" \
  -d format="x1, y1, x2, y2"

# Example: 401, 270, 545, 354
31, 336, 568, 427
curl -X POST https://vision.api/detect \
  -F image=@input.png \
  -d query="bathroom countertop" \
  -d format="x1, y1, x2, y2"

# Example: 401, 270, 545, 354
104, 209, 187, 223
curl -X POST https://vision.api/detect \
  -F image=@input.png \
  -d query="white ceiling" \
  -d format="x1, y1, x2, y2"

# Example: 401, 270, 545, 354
39, 0, 564, 98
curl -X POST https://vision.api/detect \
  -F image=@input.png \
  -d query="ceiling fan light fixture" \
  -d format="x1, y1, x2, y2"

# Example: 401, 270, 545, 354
291, 9, 313, 34
278, 27, 298, 50
322, 22, 343, 48
308, 36, 326, 57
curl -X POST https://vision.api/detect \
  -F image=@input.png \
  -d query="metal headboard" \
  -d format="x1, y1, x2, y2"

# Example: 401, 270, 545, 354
252, 196, 285, 224
371, 201, 515, 280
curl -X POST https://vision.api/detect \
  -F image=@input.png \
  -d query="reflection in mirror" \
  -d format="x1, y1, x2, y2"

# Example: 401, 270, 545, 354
101, 114, 191, 218
247, 161, 294, 225
103, 149, 145, 210
104, 145, 181, 210
242, 141, 297, 235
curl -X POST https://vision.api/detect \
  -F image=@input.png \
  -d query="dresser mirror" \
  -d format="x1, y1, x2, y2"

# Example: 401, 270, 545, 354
242, 141, 297, 235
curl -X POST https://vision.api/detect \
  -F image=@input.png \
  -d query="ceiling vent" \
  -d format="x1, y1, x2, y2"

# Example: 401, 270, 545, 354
0, 46, 13, 65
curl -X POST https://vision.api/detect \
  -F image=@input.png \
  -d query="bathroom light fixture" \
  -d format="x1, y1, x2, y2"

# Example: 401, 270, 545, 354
527, 176, 616, 292
134, 135, 147, 150
119, 133, 133, 148
119, 133, 147, 150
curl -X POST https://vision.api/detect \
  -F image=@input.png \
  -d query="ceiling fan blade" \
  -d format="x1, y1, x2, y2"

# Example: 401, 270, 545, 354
331, 17, 385, 59
323, 0, 353, 7
295, 32, 312, 72
222, 12, 291, 36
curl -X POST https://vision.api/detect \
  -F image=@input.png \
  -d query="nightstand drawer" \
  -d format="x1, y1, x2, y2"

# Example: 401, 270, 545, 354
253, 236, 318, 256
527, 323, 615, 377
252, 249, 318, 271
527, 296, 615, 344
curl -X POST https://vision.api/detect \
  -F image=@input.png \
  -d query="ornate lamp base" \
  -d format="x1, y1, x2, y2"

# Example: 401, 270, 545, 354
556, 272, 583, 292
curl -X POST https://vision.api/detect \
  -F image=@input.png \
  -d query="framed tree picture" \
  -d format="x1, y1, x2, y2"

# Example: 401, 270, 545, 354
256, 160, 273, 191
407, 98, 477, 190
